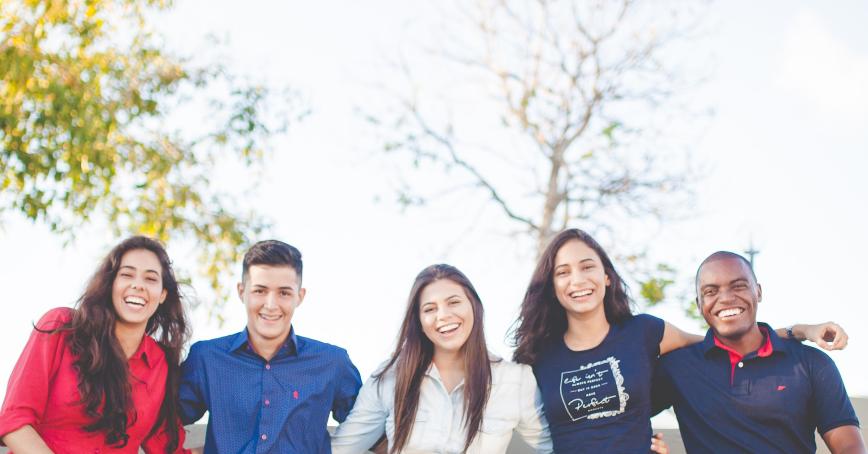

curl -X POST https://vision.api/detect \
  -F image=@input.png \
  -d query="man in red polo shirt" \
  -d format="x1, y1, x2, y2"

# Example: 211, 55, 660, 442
653, 251, 865, 453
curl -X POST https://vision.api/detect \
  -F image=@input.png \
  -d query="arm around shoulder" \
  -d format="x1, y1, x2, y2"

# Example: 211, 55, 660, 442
659, 321, 703, 355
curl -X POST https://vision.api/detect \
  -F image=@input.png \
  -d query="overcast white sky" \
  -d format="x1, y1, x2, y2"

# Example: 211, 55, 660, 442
1, 0, 866, 429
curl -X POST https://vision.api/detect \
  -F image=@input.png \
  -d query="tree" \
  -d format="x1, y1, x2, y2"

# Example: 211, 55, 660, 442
1, 0, 301, 319
368, 0, 707, 308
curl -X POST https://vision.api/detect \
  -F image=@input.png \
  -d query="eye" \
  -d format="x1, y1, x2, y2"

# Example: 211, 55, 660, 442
146, 277, 159, 283
422, 306, 435, 313
253, 289, 265, 294
119, 272, 133, 278
703, 289, 717, 296
581, 264, 595, 271
733, 283, 747, 290
555, 270, 568, 277
280, 290, 292, 297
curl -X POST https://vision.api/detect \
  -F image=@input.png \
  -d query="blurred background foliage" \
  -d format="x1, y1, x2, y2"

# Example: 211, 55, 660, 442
0, 0, 303, 322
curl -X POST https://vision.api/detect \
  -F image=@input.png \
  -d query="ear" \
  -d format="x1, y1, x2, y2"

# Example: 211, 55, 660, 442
159, 288, 167, 305
296, 288, 307, 307
237, 281, 245, 302
605, 274, 611, 286
756, 283, 762, 303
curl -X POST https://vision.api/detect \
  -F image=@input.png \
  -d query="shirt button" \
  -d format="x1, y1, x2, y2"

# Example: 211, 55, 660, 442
265, 363, 271, 370
737, 361, 744, 368
264, 399, 270, 406
261, 433, 268, 441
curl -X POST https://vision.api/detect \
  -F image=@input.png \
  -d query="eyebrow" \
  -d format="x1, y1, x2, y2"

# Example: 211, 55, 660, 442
555, 258, 595, 267
251, 284, 296, 290
119, 265, 161, 275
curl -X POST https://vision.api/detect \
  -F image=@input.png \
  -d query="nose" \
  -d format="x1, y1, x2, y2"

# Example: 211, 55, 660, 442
264, 291, 278, 309
569, 269, 587, 286
435, 304, 452, 321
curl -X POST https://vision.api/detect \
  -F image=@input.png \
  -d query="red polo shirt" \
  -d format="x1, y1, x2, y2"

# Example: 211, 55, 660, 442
0, 308, 187, 453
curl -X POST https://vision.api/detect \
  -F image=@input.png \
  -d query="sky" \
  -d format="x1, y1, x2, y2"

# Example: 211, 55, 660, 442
1, 0, 867, 429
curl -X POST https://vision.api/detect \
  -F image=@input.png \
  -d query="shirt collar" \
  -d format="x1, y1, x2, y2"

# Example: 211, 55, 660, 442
131, 334, 162, 369
229, 326, 299, 357
702, 322, 780, 358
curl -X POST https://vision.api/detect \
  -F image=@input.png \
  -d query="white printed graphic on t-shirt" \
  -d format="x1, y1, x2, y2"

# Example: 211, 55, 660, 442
559, 356, 629, 421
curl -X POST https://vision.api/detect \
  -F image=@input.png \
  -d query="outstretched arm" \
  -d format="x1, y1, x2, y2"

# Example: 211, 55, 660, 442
658, 321, 849, 355
779, 323, 848, 350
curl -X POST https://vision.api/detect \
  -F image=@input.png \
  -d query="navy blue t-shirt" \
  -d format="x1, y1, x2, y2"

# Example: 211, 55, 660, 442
533, 313, 665, 453
653, 323, 860, 454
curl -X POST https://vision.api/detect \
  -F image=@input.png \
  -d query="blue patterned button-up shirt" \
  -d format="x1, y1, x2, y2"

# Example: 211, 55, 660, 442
180, 327, 362, 454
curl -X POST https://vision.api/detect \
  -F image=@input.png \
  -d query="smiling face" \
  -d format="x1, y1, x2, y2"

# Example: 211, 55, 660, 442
418, 278, 475, 357
697, 256, 762, 341
240, 264, 306, 349
111, 248, 167, 332
553, 239, 611, 318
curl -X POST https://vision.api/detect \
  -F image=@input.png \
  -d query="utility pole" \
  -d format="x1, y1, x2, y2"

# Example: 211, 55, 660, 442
744, 240, 760, 268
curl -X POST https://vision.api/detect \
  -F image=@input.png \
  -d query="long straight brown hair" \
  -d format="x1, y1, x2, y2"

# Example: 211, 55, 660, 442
374, 264, 493, 454
44, 236, 190, 450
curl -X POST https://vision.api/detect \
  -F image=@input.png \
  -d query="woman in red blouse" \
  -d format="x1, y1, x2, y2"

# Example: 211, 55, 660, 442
0, 236, 190, 453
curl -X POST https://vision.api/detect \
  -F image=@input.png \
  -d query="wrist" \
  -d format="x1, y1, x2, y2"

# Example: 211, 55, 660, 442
786, 324, 805, 341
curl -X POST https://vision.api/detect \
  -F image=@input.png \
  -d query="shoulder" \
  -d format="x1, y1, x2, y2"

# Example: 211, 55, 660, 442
297, 335, 351, 359
491, 359, 535, 385
786, 340, 837, 368
36, 307, 74, 330
659, 338, 702, 367
631, 313, 665, 330
188, 332, 239, 356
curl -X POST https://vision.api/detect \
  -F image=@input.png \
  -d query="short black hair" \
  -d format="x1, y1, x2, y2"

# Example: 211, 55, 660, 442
695, 250, 757, 295
241, 240, 303, 284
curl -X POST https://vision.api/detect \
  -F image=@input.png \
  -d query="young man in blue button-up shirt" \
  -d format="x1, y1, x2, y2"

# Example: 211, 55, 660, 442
180, 240, 362, 453
653, 251, 865, 453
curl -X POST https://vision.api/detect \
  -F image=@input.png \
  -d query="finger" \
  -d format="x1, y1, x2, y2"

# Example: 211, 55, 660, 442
833, 330, 848, 350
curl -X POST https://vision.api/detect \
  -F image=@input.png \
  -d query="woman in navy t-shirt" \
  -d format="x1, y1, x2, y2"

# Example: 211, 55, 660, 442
509, 228, 846, 453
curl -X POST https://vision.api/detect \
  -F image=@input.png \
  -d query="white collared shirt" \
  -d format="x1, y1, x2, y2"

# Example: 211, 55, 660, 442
331, 358, 552, 454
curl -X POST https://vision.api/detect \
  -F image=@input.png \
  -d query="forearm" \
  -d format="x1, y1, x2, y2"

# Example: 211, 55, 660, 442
775, 325, 804, 341
2, 425, 54, 454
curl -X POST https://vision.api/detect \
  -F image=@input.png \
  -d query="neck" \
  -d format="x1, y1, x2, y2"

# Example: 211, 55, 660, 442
716, 325, 764, 356
563, 309, 610, 351
249, 331, 290, 361
432, 348, 465, 372
432, 348, 466, 394
114, 323, 146, 359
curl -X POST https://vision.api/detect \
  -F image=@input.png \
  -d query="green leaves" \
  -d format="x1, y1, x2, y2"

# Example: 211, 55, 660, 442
1, 0, 296, 317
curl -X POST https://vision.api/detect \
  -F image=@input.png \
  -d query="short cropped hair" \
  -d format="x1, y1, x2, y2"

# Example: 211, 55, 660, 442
695, 250, 757, 294
241, 240, 303, 284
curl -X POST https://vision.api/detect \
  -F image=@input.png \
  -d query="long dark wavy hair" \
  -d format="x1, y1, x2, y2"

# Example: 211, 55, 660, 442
374, 264, 494, 454
511, 228, 633, 365
49, 236, 189, 450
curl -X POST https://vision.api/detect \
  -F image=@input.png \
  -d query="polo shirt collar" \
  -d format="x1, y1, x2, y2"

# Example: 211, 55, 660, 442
230, 326, 299, 357
702, 322, 783, 358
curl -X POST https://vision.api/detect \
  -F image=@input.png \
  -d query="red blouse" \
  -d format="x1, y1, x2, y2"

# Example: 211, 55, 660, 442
0, 308, 187, 453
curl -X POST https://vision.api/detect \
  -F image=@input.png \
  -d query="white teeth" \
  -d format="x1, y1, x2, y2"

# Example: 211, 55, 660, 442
570, 289, 593, 298
125, 296, 146, 306
437, 323, 460, 333
717, 308, 744, 318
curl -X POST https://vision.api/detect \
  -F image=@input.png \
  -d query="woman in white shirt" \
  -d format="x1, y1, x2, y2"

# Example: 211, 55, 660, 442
331, 264, 553, 454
